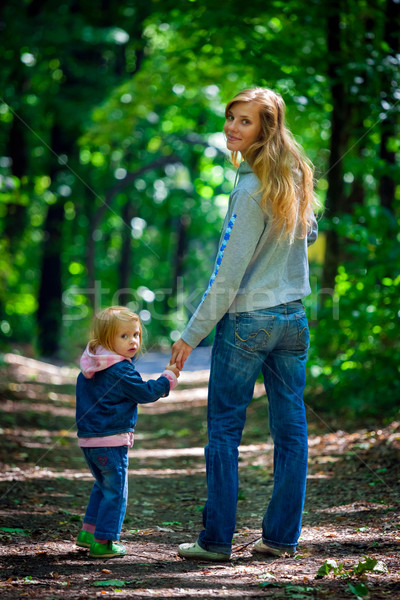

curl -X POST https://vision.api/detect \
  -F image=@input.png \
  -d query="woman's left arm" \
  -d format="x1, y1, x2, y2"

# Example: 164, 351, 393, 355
179, 191, 265, 351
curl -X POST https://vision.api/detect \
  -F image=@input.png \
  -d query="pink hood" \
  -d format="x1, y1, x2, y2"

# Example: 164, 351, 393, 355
80, 344, 129, 379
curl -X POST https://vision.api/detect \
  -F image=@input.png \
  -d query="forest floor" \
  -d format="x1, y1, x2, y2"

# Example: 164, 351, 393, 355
0, 352, 399, 600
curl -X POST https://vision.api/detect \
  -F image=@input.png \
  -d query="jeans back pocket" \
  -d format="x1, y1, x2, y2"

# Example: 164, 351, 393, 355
234, 312, 276, 352
295, 313, 310, 351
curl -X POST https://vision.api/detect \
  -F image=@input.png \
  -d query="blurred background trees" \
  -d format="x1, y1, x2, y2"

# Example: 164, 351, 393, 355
0, 0, 399, 417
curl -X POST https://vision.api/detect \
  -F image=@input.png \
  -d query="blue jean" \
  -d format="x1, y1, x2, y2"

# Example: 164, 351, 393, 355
198, 301, 309, 554
82, 446, 129, 540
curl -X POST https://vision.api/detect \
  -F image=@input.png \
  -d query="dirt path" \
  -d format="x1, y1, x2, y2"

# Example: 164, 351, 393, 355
0, 353, 399, 599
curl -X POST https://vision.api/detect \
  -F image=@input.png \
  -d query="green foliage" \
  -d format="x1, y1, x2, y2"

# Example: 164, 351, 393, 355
258, 580, 318, 597
308, 204, 400, 417
316, 558, 342, 579
348, 582, 369, 600
0, 527, 31, 539
0, 0, 330, 355
93, 580, 127, 587
316, 555, 388, 586
0, 0, 399, 417
24, 576, 39, 583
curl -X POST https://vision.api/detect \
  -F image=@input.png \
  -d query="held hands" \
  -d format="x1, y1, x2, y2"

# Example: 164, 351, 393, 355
165, 363, 180, 378
171, 338, 193, 371
163, 338, 194, 389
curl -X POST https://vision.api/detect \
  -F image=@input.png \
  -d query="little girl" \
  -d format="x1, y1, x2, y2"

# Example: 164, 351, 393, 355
75, 305, 179, 558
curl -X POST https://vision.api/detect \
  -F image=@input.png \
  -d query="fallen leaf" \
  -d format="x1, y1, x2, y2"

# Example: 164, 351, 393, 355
0, 527, 30, 536
93, 580, 127, 587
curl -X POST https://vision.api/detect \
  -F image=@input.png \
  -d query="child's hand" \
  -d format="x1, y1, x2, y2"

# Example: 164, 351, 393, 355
165, 363, 180, 378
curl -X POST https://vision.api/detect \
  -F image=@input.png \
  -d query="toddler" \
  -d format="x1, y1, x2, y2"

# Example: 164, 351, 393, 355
75, 306, 179, 558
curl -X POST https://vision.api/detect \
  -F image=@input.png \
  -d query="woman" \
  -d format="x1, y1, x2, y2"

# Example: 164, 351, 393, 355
171, 87, 318, 561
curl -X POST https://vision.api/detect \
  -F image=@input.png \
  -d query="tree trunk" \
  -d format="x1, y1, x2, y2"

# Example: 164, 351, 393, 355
37, 200, 64, 356
378, 0, 400, 213
118, 200, 136, 306
36, 125, 68, 356
321, 1, 350, 292
171, 215, 189, 299
162, 213, 189, 320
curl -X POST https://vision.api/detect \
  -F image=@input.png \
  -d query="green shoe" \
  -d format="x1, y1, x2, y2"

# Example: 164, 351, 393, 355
76, 530, 95, 549
89, 540, 127, 558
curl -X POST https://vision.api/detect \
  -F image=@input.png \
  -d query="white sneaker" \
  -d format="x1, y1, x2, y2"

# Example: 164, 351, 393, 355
178, 541, 230, 562
253, 538, 295, 557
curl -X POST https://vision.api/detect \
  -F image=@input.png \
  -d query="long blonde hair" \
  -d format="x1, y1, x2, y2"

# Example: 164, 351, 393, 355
89, 306, 142, 353
225, 87, 316, 240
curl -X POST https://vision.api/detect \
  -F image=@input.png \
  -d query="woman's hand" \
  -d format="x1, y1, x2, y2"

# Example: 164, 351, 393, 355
171, 338, 193, 371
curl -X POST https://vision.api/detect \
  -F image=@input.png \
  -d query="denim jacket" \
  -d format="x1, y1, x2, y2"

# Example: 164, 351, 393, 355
76, 360, 170, 438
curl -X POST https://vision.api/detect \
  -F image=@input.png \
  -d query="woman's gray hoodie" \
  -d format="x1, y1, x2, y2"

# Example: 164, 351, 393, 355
181, 161, 318, 349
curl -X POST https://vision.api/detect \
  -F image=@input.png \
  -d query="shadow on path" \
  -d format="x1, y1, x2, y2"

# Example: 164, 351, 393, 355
0, 353, 399, 599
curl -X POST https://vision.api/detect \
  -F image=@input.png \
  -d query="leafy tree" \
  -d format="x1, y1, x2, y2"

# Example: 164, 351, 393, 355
0, 0, 399, 418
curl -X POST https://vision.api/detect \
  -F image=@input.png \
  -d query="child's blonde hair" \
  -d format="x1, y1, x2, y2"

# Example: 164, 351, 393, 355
89, 306, 142, 353
225, 87, 318, 241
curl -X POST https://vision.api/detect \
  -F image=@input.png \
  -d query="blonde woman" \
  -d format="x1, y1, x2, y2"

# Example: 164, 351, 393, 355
171, 88, 318, 561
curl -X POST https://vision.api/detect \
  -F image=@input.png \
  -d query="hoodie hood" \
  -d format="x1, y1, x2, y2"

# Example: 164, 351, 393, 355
80, 344, 130, 379
238, 160, 253, 174
233, 160, 253, 187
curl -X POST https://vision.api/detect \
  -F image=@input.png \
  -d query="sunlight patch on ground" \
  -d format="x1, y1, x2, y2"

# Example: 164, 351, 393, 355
301, 524, 400, 545
0, 440, 276, 482
4, 353, 78, 385
2, 400, 75, 417
141, 382, 266, 413
131, 443, 273, 460
0, 465, 207, 483
4, 353, 213, 387
128, 467, 205, 476
113, 588, 250, 597
315, 501, 397, 513
2, 427, 77, 439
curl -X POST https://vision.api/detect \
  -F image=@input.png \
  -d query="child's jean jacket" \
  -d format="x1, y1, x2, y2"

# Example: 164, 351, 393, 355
76, 358, 170, 439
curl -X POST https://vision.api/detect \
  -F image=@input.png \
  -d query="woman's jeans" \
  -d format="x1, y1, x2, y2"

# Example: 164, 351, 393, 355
198, 302, 309, 554
82, 446, 129, 540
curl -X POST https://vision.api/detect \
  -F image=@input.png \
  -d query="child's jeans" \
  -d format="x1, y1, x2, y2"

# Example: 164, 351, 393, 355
82, 446, 129, 540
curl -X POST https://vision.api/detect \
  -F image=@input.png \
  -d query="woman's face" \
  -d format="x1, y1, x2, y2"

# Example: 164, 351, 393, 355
224, 101, 262, 156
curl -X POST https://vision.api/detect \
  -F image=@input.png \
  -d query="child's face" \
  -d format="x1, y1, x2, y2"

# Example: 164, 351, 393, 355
112, 320, 141, 359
